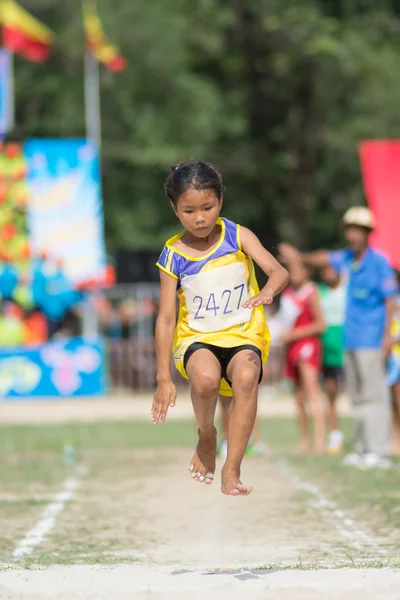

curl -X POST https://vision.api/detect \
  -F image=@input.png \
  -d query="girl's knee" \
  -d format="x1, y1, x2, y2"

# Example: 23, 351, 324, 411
191, 371, 220, 397
231, 365, 259, 395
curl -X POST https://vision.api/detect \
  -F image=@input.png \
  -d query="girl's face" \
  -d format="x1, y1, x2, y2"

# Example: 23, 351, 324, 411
173, 188, 222, 238
321, 265, 340, 287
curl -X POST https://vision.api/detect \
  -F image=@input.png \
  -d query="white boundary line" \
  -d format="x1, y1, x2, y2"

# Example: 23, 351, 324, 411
12, 465, 87, 560
277, 457, 387, 557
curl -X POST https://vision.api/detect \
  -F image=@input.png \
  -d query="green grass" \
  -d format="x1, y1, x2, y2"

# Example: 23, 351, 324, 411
0, 420, 197, 453
0, 420, 197, 565
0, 421, 196, 493
260, 418, 400, 530
1, 417, 399, 518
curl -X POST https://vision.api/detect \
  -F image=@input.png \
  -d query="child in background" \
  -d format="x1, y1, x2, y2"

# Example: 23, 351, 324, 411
217, 394, 231, 459
152, 159, 289, 495
318, 265, 346, 453
265, 296, 283, 343
387, 276, 400, 454
280, 254, 326, 453
264, 296, 285, 385
217, 394, 265, 458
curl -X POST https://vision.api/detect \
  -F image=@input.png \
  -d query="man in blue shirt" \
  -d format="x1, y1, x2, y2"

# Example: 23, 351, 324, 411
280, 207, 398, 467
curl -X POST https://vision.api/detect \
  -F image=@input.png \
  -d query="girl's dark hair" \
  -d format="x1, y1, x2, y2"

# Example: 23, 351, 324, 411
164, 158, 225, 206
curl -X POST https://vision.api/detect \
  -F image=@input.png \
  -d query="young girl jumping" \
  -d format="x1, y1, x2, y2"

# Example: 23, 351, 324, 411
151, 159, 289, 496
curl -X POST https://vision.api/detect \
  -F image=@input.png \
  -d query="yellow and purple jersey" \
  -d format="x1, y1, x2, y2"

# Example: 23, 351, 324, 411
156, 217, 270, 395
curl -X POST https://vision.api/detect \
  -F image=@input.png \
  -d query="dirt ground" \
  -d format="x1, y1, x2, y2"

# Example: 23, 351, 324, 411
1, 446, 398, 598
0, 392, 397, 599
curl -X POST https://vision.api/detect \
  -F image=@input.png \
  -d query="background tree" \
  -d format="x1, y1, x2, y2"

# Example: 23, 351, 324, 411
11, 0, 400, 255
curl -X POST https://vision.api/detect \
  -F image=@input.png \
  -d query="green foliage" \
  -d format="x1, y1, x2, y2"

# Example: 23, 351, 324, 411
11, 0, 400, 252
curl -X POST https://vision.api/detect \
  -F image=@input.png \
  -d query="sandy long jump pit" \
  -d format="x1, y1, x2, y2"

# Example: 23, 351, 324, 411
0, 565, 399, 599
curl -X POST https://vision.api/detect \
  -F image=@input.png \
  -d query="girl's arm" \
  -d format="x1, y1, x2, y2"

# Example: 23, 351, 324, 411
151, 270, 178, 424
279, 242, 330, 268
240, 227, 290, 308
281, 291, 325, 343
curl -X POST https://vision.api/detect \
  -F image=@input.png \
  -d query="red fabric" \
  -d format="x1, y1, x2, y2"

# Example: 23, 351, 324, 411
284, 283, 317, 329
3, 26, 51, 62
286, 338, 321, 381
107, 55, 128, 72
359, 140, 400, 270
284, 283, 321, 380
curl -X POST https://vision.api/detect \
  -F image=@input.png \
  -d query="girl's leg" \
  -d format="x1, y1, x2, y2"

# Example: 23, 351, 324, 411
217, 394, 231, 458
251, 417, 261, 445
185, 349, 221, 484
219, 394, 232, 440
246, 417, 267, 456
222, 349, 261, 496
392, 380, 400, 453
325, 376, 340, 432
325, 375, 344, 453
298, 361, 326, 453
294, 382, 311, 452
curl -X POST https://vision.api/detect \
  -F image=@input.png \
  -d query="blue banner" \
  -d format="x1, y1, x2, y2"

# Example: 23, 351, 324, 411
0, 337, 106, 399
23, 139, 106, 284
0, 50, 11, 135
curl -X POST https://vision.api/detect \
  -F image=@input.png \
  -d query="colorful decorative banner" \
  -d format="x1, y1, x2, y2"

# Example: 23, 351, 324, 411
1, 0, 55, 63
83, 0, 127, 72
0, 337, 106, 398
24, 139, 106, 284
359, 141, 400, 270
0, 141, 30, 264
0, 49, 11, 134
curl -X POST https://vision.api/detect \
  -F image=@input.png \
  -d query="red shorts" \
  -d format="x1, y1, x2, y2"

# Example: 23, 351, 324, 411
285, 338, 321, 381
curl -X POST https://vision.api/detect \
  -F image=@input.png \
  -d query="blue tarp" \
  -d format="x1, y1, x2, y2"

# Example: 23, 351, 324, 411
0, 337, 106, 399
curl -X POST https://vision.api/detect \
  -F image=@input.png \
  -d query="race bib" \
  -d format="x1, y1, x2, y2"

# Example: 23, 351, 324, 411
181, 263, 251, 333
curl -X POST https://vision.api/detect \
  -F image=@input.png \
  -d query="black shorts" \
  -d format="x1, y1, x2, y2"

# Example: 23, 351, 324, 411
322, 365, 343, 382
183, 342, 263, 389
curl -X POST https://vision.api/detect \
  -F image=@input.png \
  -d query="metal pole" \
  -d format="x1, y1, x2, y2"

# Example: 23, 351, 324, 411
81, 291, 99, 340
84, 50, 101, 147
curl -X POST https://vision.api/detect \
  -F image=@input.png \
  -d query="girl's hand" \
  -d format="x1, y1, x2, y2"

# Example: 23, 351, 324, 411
242, 288, 273, 309
278, 242, 301, 264
151, 381, 177, 424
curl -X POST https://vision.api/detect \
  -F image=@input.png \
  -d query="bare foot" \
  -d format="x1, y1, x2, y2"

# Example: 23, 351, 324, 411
189, 427, 217, 485
311, 443, 325, 455
221, 466, 253, 496
293, 440, 311, 454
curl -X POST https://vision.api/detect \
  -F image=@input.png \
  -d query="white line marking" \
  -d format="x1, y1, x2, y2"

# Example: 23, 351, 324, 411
277, 458, 386, 556
13, 465, 86, 560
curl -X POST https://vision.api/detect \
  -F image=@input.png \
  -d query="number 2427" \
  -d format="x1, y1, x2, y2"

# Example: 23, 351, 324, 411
193, 284, 246, 319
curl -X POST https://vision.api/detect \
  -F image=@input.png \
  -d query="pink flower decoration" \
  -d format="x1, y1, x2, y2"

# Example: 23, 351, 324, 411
51, 365, 81, 395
